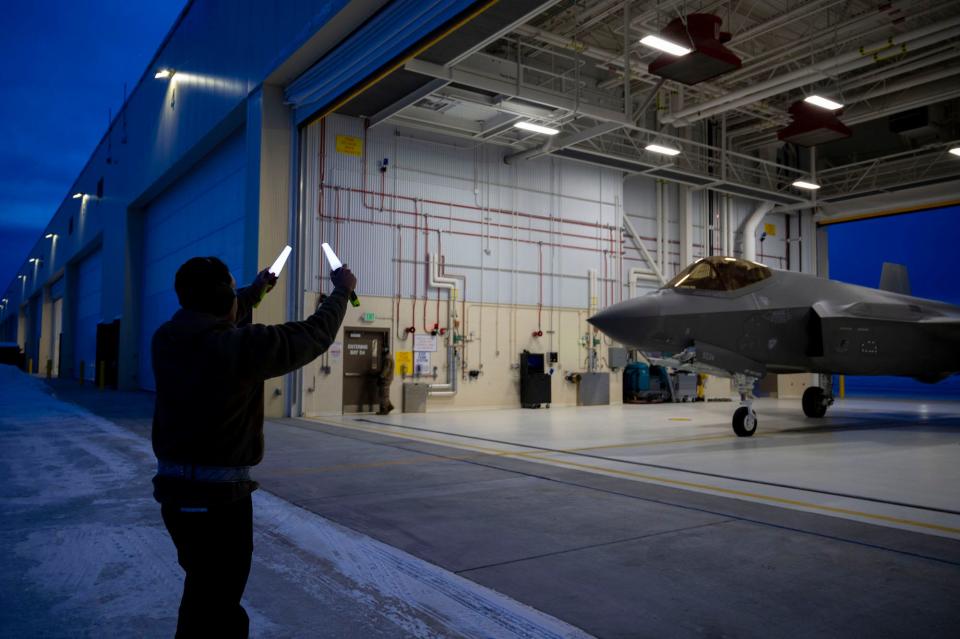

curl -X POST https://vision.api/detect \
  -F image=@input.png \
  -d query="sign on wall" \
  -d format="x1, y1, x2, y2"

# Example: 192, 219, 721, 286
413, 333, 437, 352
395, 351, 412, 376
335, 135, 362, 156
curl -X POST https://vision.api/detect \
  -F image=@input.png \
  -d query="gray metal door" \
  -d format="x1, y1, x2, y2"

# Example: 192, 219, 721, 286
342, 329, 385, 413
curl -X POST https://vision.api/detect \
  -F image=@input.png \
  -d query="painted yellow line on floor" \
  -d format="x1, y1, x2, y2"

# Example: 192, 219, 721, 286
298, 418, 960, 536
533, 456, 960, 536
543, 432, 738, 453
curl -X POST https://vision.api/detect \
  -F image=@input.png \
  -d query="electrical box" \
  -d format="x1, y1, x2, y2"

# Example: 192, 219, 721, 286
520, 351, 551, 408
608, 347, 628, 370
577, 372, 610, 406
403, 383, 429, 413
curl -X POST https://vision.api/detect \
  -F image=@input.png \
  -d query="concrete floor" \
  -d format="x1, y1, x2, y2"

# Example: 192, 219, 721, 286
320, 397, 960, 539
21, 377, 960, 638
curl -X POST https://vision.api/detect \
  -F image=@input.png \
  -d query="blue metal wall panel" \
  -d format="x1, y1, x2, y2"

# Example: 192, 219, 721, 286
138, 129, 247, 391
287, 0, 479, 124
74, 250, 102, 381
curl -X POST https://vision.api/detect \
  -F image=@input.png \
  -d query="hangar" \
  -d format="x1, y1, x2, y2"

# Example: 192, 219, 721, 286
2, 0, 959, 633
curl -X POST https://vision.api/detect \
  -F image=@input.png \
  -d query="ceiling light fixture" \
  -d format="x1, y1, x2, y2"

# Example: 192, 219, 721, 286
155, 68, 174, 80
639, 35, 692, 57
804, 95, 844, 111
949, 147, 960, 157
645, 143, 682, 156
792, 180, 821, 190
513, 121, 560, 135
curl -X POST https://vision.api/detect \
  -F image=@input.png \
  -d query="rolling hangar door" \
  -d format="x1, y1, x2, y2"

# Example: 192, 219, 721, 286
137, 129, 247, 391
73, 249, 102, 382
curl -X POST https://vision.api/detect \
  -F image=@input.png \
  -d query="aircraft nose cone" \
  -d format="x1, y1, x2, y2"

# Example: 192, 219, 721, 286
588, 302, 640, 345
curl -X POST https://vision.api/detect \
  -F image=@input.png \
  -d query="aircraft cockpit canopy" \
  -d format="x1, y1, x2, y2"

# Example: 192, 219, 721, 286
665, 256, 772, 292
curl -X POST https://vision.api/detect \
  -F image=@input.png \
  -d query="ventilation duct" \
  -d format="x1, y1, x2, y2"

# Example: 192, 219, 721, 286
648, 14, 742, 85
777, 101, 852, 147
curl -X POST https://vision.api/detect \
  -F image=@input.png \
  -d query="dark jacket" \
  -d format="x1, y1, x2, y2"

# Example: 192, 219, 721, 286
151, 286, 349, 505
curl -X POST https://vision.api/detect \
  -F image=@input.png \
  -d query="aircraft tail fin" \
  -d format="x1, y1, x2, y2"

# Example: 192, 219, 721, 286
879, 262, 911, 295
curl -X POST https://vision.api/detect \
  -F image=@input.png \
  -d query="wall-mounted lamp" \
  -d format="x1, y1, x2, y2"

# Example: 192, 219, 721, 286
155, 68, 175, 80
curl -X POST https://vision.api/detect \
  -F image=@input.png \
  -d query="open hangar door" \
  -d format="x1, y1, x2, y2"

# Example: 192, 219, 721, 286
137, 129, 247, 391
824, 202, 960, 398
73, 249, 102, 382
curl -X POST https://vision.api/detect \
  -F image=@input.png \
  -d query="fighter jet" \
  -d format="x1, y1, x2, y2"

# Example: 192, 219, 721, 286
588, 256, 960, 437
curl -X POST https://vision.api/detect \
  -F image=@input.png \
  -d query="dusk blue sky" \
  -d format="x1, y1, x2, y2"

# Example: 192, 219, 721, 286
0, 0, 184, 287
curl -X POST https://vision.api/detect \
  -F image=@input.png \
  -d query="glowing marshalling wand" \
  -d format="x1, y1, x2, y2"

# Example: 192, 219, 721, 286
322, 243, 360, 307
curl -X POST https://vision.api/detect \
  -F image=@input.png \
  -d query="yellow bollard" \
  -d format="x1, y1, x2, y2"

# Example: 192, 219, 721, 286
839, 375, 845, 399
79, 361, 85, 385
27, 358, 33, 375
46, 359, 53, 379
98, 361, 106, 390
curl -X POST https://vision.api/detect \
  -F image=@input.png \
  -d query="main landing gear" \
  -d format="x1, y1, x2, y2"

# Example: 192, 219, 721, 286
802, 374, 835, 418
731, 373, 759, 437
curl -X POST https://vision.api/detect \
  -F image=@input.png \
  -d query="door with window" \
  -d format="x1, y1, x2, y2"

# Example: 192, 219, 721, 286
342, 329, 386, 413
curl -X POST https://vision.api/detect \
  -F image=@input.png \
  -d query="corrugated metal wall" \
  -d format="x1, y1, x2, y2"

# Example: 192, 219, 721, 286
306, 115, 624, 309
138, 128, 247, 391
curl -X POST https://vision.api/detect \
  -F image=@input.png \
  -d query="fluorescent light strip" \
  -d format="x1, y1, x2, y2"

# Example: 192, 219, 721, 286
804, 95, 844, 110
792, 180, 821, 190
645, 143, 682, 156
513, 121, 560, 135
639, 35, 691, 57
949, 147, 960, 157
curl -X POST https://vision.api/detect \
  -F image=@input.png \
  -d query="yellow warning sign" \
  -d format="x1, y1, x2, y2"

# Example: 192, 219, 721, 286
763, 223, 777, 236
335, 135, 362, 156
395, 351, 413, 376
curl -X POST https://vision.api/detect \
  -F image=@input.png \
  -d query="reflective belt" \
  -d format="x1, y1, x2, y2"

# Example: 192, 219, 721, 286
156, 460, 252, 482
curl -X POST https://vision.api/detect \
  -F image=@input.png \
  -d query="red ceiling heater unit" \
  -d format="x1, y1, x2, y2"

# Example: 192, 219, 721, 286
648, 14, 742, 84
777, 101, 852, 146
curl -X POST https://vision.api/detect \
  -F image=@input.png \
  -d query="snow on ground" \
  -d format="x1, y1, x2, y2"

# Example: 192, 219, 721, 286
0, 365, 592, 638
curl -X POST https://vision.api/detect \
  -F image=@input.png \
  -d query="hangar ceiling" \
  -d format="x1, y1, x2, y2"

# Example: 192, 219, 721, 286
353, 0, 960, 212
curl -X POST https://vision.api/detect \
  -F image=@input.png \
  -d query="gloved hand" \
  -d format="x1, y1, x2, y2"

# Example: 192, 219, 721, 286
252, 269, 278, 298
331, 266, 357, 292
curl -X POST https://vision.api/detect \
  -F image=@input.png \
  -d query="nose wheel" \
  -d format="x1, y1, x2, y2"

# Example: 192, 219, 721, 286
731, 373, 759, 437
732, 406, 758, 437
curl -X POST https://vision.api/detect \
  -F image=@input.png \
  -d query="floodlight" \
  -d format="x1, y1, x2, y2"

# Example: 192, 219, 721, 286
645, 143, 682, 156
513, 122, 560, 135
804, 95, 844, 111
639, 35, 691, 57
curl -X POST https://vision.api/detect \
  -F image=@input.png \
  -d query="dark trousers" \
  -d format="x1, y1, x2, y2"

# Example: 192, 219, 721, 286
161, 496, 253, 638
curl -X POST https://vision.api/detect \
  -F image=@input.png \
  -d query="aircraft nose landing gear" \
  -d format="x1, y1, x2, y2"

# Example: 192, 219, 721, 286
732, 373, 759, 437
802, 374, 835, 418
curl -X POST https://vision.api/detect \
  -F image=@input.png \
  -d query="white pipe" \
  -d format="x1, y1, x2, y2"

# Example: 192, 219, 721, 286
662, 18, 960, 126
848, 65, 960, 103
427, 253, 458, 396
628, 268, 660, 298
622, 214, 665, 284
740, 201, 775, 262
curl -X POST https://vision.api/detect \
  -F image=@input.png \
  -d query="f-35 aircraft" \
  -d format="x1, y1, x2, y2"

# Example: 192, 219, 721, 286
588, 256, 960, 437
